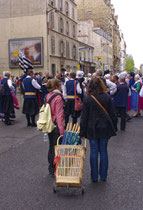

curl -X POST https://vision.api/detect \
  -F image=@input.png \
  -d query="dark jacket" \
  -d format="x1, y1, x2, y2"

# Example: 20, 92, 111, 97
80, 93, 117, 140
1, 78, 11, 96
129, 77, 135, 88
113, 84, 129, 108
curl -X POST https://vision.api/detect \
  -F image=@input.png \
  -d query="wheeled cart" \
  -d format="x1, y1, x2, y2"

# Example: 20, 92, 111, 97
53, 136, 86, 195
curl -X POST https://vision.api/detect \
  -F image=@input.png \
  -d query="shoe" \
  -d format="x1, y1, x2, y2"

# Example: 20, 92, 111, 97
4, 121, 12, 126
27, 122, 32, 127
48, 168, 55, 177
92, 180, 98, 183
31, 123, 37, 127
126, 117, 132, 122
101, 179, 107, 182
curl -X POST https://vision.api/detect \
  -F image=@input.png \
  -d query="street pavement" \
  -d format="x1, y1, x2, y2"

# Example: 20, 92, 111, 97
0, 109, 143, 210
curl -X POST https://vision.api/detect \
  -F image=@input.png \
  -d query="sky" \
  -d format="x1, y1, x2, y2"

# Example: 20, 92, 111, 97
111, 0, 143, 68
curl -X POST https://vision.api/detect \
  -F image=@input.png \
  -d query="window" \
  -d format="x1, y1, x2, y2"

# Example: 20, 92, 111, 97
58, 0, 63, 12
49, 12, 54, 29
79, 51, 82, 61
72, 45, 76, 60
84, 51, 86, 61
59, 40, 65, 57
58, 17, 64, 33
73, 25, 76, 38
66, 21, 69, 36
66, 41, 70, 58
51, 36, 55, 55
51, 64, 56, 76
65, 1, 69, 16
49, 0, 55, 7
72, 8, 75, 19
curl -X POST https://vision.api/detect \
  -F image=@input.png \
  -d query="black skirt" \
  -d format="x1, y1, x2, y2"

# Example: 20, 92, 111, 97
23, 98, 39, 116
1, 95, 14, 114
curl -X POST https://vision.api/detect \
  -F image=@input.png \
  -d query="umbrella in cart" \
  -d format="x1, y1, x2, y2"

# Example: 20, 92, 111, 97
61, 123, 81, 145
61, 123, 70, 145
70, 124, 81, 145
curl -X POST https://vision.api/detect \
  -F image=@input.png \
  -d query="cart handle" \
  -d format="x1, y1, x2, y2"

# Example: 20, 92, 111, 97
57, 136, 87, 148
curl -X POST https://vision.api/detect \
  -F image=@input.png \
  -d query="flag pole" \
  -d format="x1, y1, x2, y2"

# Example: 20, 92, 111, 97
19, 68, 22, 108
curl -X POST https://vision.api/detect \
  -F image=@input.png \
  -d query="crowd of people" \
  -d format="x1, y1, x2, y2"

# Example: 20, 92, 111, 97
0, 68, 143, 181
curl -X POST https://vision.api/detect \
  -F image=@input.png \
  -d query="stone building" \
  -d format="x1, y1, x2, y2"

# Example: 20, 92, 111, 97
77, 0, 122, 72
78, 41, 95, 74
78, 20, 95, 73
78, 20, 112, 71
140, 64, 143, 75
111, 14, 121, 71
120, 31, 126, 71
77, 0, 112, 36
0, 0, 79, 76
48, 0, 79, 75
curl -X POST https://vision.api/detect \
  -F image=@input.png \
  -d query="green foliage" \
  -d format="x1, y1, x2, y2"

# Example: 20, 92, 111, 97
126, 58, 134, 72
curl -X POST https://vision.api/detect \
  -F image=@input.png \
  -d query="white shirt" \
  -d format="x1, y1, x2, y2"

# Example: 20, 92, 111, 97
4, 77, 14, 90
106, 79, 117, 95
23, 76, 41, 90
63, 79, 82, 99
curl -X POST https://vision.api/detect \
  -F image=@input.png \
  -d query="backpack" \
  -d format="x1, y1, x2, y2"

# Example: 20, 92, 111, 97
37, 94, 59, 133
0, 83, 6, 96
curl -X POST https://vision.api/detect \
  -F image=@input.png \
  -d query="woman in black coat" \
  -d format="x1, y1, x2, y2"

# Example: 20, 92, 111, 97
80, 77, 117, 182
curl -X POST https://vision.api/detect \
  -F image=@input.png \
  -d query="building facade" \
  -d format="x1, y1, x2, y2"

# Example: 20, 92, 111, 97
111, 14, 121, 72
120, 32, 126, 71
77, 0, 112, 36
78, 20, 112, 71
48, 0, 79, 75
77, 0, 122, 72
0, 0, 79, 76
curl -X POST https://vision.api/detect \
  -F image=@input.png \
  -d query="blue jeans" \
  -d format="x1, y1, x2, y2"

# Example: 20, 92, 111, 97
89, 138, 109, 181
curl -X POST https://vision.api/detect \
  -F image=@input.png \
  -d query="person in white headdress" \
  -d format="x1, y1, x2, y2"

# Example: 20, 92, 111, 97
104, 74, 117, 95
130, 74, 142, 117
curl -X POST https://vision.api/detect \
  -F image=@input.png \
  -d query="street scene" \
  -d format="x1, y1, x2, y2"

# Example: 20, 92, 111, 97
0, 0, 143, 210
0, 108, 143, 210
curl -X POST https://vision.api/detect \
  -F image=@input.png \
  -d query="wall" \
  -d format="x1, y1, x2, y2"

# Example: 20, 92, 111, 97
0, 0, 46, 18
0, 0, 48, 76
0, 15, 47, 76
77, 0, 111, 35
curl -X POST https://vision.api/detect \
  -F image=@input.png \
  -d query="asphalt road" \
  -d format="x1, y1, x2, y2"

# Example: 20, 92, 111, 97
0, 109, 143, 210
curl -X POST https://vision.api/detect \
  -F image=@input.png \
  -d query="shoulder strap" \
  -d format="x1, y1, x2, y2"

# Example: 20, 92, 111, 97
74, 80, 77, 97
47, 94, 60, 104
91, 95, 109, 116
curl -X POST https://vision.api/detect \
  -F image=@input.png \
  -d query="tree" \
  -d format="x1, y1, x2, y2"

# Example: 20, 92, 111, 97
126, 57, 134, 72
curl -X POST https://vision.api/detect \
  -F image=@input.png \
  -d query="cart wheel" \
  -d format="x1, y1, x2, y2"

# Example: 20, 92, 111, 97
53, 184, 57, 194
81, 187, 85, 195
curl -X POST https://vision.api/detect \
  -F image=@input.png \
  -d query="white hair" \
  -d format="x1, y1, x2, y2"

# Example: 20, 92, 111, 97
135, 74, 140, 79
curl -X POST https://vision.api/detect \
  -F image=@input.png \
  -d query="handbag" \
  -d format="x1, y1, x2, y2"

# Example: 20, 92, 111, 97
91, 95, 117, 133
74, 80, 83, 111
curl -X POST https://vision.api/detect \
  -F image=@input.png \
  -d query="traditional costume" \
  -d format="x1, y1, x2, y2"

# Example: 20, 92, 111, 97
131, 80, 141, 111
22, 75, 41, 126
113, 83, 129, 131
0, 76, 14, 125
63, 78, 82, 127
